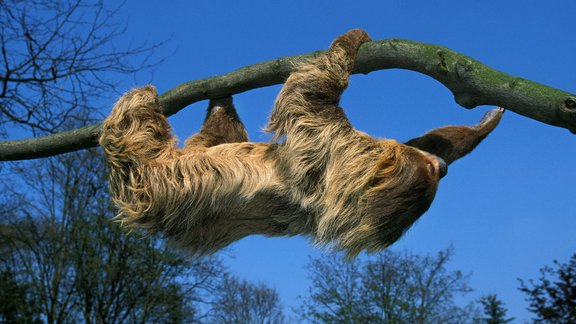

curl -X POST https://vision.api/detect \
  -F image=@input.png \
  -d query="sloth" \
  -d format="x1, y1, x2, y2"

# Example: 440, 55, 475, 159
99, 29, 503, 257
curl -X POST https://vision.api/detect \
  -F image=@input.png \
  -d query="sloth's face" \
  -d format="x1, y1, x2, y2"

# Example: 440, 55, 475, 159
373, 143, 444, 232
417, 148, 448, 180
332, 142, 446, 257
386, 144, 447, 221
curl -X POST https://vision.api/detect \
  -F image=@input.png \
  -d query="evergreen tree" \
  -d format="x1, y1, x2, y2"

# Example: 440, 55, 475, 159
478, 294, 514, 324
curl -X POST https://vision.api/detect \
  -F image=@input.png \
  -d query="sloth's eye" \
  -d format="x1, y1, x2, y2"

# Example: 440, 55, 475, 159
427, 162, 436, 176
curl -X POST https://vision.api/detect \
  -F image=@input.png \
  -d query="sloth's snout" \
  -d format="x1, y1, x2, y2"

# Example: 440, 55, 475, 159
421, 150, 448, 179
437, 157, 448, 179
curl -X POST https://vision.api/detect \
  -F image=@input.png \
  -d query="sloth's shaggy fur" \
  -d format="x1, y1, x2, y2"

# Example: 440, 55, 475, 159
99, 30, 502, 257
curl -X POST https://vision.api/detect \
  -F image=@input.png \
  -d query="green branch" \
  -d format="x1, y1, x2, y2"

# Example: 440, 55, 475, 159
1, 38, 575, 161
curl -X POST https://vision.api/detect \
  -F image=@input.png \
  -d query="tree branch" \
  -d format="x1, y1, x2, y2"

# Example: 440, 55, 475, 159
1, 38, 575, 161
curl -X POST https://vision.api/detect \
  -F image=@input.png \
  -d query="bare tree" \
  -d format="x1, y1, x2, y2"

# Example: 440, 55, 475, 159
299, 248, 475, 324
0, 0, 160, 137
0, 149, 225, 323
210, 273, 285, 324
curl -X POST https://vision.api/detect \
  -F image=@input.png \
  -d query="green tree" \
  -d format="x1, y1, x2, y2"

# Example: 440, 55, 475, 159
477, 294, 514, 324
0, 267, 42, 323
299, 248, 474, 324
519, 253, 576, 323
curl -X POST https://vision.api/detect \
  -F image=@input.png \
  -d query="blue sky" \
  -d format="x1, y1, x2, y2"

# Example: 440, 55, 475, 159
108, 0, 576, 320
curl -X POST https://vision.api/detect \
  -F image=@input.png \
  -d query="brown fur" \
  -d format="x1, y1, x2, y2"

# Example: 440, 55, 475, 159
99, 29, 502, 257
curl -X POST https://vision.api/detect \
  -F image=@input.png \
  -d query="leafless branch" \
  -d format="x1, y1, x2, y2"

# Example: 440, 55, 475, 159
0, 0, 164, 136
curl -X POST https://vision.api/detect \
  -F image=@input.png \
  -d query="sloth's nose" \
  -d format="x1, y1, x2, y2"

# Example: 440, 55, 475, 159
437, 157, 448, 179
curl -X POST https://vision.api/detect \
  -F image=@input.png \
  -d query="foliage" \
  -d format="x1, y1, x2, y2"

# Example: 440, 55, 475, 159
519, 253, 576, 323
0, 267, 42, 323
299, 247, 475, 324
477, 294, 514, 324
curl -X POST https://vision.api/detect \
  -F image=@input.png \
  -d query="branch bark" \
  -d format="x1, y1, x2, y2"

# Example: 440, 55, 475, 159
1, 38, 575, 161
